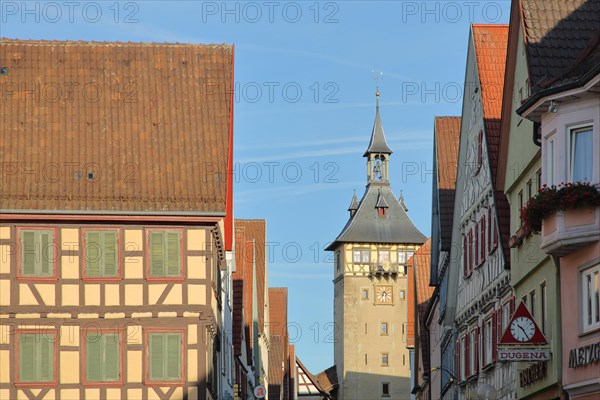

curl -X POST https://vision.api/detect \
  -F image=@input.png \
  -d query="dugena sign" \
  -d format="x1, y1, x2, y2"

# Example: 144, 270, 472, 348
498, 348, 550, 361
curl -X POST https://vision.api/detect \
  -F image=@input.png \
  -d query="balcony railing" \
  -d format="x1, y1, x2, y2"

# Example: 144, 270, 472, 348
369, 262, 401, 276
541, 205, 600, 256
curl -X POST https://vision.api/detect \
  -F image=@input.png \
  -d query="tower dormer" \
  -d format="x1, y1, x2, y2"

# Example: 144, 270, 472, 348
364, 90, 393, 184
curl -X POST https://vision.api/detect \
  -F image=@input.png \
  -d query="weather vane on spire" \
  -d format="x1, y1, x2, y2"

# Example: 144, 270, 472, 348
372, 70, 383, 97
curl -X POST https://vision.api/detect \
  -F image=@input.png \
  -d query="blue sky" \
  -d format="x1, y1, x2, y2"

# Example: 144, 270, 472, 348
2, 0, 510, 372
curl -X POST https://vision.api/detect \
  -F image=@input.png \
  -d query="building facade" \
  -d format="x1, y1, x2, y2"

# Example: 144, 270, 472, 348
516, 2, 600, 396
428, 116, 461, 400
407, 239, 433, 400
326, 93, 426, 400
446, 24, 516, 400
0, 39, 234, 400
496, 2, 568, 399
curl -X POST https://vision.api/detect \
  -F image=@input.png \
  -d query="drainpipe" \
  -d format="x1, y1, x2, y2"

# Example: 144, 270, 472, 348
533, 122, 542, 147
552, 255, 567, 400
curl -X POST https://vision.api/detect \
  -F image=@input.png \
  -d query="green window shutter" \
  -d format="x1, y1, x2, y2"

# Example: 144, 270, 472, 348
102, 232, 118, 277
19, 334, 36, 382
150, 232, 165, 277
86, 334, 103, 382
166, 232, 180, 277
39, 336, 53, 382
40, 232, 52, 276
166, 333, 181, 380
22, 232, 36, 276
149, 334, 165, 380
104, 334, 120, 381
86, 232, 101, 277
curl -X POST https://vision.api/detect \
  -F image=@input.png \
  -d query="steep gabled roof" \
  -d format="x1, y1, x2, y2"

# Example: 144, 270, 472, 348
516, 1, 600, 120
236, 219, 267, 334
520, 0, 600, 92
295, 359, 337, 398
326, 184, 426, 250
433, 117, 461, 251
0, 39, 233, 214
269, 335, 284, 400
472, 24, 509, 182
472, 25, 512, 264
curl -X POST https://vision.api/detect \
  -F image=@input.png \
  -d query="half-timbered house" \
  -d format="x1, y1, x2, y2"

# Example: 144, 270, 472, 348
445, 25, 516, 399
0, 39, 234, 400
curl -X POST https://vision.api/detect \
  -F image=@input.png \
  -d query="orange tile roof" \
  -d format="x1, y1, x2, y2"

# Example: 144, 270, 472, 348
472, 24, 508, 182
0, 39, 233, 213
236, 219, 267, 333
434, 117, 461, 191
434, 117, 461, 251
472, 25, 512, 267
407, 239, 433, 346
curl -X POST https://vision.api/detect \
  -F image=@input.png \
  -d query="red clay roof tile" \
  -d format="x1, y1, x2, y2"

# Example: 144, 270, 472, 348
0, 39, 233, 213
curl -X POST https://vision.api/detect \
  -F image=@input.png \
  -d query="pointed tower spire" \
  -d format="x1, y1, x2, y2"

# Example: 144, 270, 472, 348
363, 88, 393, 157
375, 189, 389, 209
399, 190, 408, 212
348, 190, 359, 217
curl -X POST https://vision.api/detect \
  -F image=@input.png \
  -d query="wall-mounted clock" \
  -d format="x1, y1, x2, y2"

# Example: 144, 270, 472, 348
376, 286, 393, 304
509, 316, 535, 342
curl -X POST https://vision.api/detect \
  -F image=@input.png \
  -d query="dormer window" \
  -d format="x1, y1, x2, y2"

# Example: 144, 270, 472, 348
378, 207, 385, 217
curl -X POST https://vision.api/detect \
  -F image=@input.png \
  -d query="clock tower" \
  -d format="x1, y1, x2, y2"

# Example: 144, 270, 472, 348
326, 91, 426, 400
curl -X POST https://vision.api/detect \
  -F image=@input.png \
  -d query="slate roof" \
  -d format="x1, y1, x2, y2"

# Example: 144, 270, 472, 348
347, 192, 359, 212
0, 39, 233, 213
433, 117, 461, 251
326, 184, 426, 250
520, 0, 600, 92
363, 98, 392, 156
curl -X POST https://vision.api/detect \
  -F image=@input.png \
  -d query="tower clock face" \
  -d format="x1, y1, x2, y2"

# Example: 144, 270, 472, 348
376, 286, 392, 304
373, 159, 383, 181
510, 316, 536, 342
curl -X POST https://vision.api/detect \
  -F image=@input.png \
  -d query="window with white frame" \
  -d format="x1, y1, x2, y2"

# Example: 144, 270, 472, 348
378, 250, 390, 263
502, 301, 511, 335
569, 126, 593, 182
483, 317, 493, 366
469, 329, 476, 376
545, 134, 556, 186
582, 264, 600, 332
353, 249, 370, 264
459, 335, 466, 380
398, 251, 407, 264
540, 282, 547, 334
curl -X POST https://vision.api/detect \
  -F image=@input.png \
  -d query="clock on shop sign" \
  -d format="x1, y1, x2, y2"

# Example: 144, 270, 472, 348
499, 302, 548, 345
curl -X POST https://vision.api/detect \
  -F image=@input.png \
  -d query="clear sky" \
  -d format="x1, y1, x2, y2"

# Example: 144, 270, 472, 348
2, 0, 510, 373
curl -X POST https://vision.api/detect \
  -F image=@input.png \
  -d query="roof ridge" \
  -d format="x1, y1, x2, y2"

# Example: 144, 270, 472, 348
0, 37, 232, 48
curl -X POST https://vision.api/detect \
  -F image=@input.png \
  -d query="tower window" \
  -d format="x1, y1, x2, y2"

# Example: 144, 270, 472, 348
378, 207, 385, 217
381, 353, 389, 367
378, 250, 390, 263
382, 383, 390, 397
361, 289, 369, 300
353, 250, 370, 264
380, 322, 388, 336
